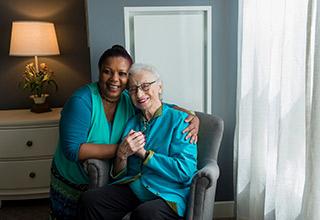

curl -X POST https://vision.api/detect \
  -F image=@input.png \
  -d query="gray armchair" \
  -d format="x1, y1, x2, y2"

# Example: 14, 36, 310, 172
85, 112, 224, 220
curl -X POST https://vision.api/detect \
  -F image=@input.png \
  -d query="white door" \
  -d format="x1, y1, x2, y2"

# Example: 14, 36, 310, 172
124, 6, 212, 113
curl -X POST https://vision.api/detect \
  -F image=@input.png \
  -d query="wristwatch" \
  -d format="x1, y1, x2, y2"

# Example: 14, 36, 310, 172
143, 150, 150, 161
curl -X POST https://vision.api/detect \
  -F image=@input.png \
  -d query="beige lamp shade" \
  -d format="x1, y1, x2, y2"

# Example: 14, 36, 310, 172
9, 21, 60, 56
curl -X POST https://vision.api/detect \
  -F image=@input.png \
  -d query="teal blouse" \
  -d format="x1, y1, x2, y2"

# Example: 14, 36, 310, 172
111, 104, 198, 216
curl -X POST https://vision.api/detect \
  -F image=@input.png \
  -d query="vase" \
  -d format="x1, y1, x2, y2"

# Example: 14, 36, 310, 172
30, 94, 51, 113
30, 94, 49, 104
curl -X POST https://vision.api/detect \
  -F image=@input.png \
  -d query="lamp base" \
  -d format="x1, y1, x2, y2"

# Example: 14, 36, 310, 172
30, 102, 52, 113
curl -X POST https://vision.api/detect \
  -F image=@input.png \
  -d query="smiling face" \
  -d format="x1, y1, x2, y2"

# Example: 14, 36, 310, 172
98, 56, 130, 102
129, 70, 162, 117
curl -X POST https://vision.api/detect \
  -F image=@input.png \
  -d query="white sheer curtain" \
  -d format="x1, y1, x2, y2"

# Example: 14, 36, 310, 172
235, 0, 320, 219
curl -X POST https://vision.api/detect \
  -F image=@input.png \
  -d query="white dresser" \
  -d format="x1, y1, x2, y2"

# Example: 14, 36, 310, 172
0, 108, 61, 207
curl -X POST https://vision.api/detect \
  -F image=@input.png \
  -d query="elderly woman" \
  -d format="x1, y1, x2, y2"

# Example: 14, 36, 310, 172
79, 63, 198, 220
50, 46, 199, 220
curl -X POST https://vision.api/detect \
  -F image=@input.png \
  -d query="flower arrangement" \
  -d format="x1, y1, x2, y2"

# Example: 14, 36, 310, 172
20, 62, 58, 98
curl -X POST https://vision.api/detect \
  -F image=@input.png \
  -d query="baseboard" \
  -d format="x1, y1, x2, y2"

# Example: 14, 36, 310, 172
213, 201, 235, 218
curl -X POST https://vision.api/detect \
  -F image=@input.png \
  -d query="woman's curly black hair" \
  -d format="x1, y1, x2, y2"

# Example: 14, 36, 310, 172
98, 45, 133, 71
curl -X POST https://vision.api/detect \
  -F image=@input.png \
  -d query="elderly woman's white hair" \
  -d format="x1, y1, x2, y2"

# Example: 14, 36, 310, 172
128, 63, 163, 100
128, 63, 160, 80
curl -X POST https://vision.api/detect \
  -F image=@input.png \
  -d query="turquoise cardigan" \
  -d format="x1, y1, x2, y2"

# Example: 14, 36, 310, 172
53, 83, 135, 184
112, 103, 198, 216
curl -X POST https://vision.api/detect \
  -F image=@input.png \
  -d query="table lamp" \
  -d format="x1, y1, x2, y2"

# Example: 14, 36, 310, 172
9, 21, 60, 113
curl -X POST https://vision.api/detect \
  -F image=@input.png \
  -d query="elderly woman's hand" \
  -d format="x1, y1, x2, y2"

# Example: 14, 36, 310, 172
117, 130, 145, 160
183, 114, 200, 144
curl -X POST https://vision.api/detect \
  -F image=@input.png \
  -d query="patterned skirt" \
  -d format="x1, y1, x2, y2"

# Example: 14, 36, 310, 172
49, 161, 88, 220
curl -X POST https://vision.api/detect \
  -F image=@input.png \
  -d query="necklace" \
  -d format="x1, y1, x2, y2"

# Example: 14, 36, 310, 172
101, 94, 119, 103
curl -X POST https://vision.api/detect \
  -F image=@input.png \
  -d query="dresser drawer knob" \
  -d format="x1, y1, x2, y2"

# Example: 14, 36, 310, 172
29, 172, 36, 178
26, 140, 33, 147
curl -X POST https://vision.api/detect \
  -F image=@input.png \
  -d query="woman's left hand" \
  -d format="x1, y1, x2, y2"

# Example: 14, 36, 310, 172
183, 114, 200, 144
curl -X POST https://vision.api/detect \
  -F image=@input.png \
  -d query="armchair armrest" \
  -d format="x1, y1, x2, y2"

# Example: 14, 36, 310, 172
186, 161, 220, 220
84, 159, 110, 189
193, 160, 220, 188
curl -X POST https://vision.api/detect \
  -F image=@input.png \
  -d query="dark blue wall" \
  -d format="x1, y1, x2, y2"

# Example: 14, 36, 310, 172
86, 0, 238, 201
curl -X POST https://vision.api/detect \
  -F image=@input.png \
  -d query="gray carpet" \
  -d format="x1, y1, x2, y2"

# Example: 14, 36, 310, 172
0, 199, 49, 220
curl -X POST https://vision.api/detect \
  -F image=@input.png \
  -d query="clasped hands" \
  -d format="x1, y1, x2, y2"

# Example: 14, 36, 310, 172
116, 115, 200, 161
117, 130, 146, 161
